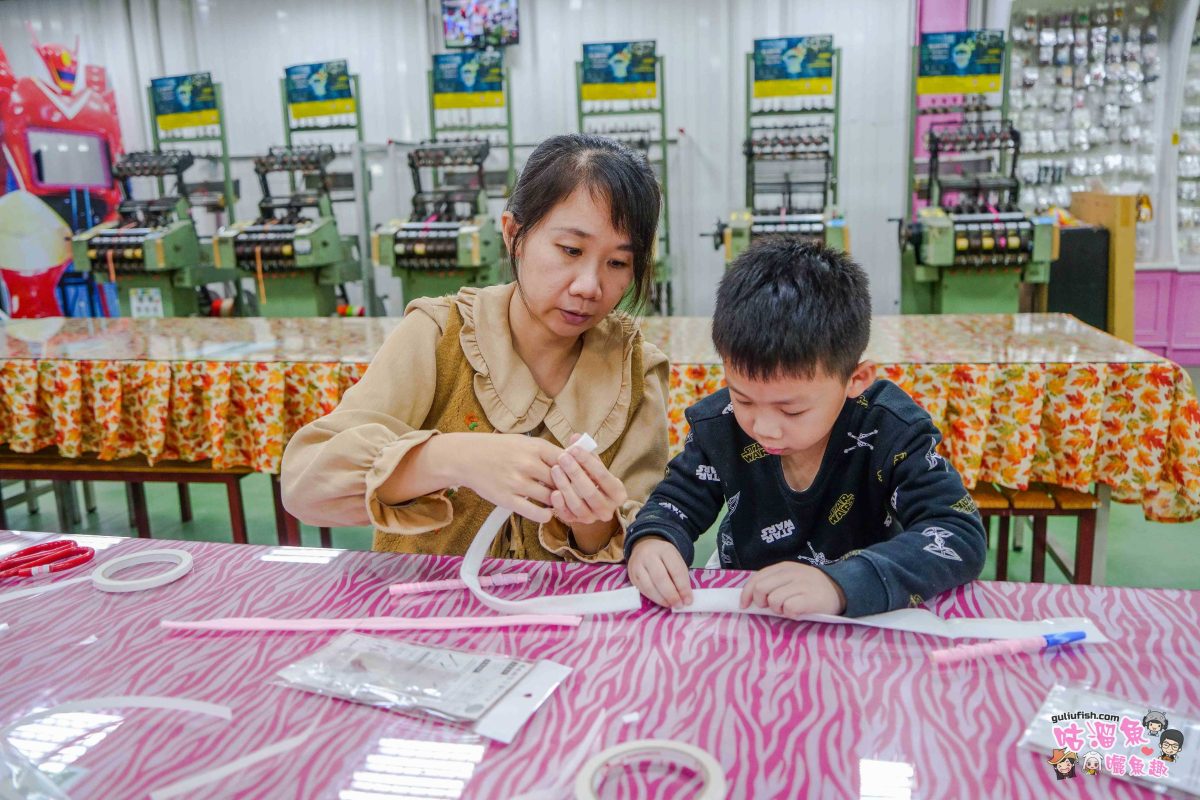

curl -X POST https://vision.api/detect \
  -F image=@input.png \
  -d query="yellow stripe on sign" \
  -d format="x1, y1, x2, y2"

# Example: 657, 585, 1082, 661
157, 108, 220, 130
581, 82, 657, 101
916, 74, 1002, 96
289, 97, 357, 119
752, 77, 833, 97
433, 91, 505, 109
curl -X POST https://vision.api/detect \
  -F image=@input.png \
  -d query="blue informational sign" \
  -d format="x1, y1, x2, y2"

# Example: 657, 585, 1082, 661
283, 59, 355, 118
753, 36, 834, 96
432, 50, 504, 108
581, 41, 657, 100
918, 30, 1005, 94
150, 72, 218, 129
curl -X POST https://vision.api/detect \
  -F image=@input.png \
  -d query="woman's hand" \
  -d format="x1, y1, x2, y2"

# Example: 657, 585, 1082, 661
429, 432, 563, 523
549, 434, 628, 526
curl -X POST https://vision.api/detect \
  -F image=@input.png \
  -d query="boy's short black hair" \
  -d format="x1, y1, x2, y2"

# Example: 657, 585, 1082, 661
712, 237, 871, 381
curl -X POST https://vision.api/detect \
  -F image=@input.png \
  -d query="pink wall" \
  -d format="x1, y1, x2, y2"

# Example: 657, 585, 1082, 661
917, 0, 970, 41
912, 0, 972, 214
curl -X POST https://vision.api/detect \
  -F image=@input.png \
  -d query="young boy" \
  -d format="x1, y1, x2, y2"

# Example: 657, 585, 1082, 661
625, 238, 986, 618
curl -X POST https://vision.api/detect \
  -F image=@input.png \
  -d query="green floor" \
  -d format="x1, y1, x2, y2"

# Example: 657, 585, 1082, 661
5, 472, 1198, 590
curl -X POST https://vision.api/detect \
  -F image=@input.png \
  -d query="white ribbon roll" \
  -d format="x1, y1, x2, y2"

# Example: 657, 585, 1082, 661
574, 739, 727, 800
91, 549, 194, 593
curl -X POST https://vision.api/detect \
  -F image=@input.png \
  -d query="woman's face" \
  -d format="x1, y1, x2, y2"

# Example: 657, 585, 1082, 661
503, 186, 636, 340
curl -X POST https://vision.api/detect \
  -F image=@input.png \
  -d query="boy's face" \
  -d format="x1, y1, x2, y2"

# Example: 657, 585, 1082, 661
725, 362, 875, 459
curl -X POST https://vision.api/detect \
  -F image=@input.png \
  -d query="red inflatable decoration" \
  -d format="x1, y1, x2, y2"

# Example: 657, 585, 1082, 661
0, 23, 124, 316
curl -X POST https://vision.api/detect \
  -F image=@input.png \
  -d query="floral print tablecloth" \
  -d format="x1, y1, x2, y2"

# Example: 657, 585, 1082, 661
1, 313, 1197, 522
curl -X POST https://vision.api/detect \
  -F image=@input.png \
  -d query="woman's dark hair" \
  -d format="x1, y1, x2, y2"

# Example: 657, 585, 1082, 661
504, 134, 661, 310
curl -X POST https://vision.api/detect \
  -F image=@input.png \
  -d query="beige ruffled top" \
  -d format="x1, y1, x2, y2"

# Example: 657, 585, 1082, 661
280, 282, 670, 562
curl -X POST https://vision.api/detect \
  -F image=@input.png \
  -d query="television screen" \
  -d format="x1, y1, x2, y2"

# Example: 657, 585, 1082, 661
442, 0, 519, 49
27, 130, 112, 189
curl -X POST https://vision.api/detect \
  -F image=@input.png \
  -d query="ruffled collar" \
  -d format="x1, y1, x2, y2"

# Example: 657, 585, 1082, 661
454, 283, 638, 452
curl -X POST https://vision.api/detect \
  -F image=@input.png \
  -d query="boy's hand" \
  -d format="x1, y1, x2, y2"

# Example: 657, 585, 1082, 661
627, 536, 694, 609
739, 562, 847, 618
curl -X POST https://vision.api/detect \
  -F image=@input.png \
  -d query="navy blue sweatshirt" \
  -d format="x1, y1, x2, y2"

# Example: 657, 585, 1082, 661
625, 380, 987, 617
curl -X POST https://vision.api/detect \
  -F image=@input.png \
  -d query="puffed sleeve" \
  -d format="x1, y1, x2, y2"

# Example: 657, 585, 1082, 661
280, 303, 456, 533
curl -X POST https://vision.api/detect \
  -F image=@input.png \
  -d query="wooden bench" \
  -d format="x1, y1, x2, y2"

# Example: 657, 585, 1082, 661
971, 482, 1099, 584
0, 450, 253, 544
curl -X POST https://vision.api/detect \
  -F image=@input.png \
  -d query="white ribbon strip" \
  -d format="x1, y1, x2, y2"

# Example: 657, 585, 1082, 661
160, 614, 582, 633
389, 573, 529, 597
458, 433, 642, 616
672, 588, 1110, 642
574, 739, 727, 800
148, 721, 317, 800
0, 549, 193, 607
452, 433, 1109, 642
0, 575, 90, 606
0, 695, 232, 740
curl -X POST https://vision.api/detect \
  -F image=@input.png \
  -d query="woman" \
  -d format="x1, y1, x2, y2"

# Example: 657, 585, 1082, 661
282, 134, 669, 562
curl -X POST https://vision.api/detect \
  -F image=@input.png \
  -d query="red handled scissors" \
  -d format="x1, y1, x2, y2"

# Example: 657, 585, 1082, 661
0, 540, 95, 579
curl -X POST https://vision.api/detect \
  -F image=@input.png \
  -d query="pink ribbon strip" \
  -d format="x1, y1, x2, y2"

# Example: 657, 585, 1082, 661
929, 636, 1045, 665
389, 573, 530, 597
160, 614, 582, 632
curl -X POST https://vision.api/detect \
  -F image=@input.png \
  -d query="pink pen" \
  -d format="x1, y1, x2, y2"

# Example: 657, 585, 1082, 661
929, 631, 1087, 665
389, 573, 530, 597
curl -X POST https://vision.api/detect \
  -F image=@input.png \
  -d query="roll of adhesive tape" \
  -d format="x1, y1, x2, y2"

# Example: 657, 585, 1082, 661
574, 739, 727, 800
91, 549, 194, 593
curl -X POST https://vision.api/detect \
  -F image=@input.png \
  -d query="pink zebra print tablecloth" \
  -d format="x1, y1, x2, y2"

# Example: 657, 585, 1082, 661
1, 531, 1195, 799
